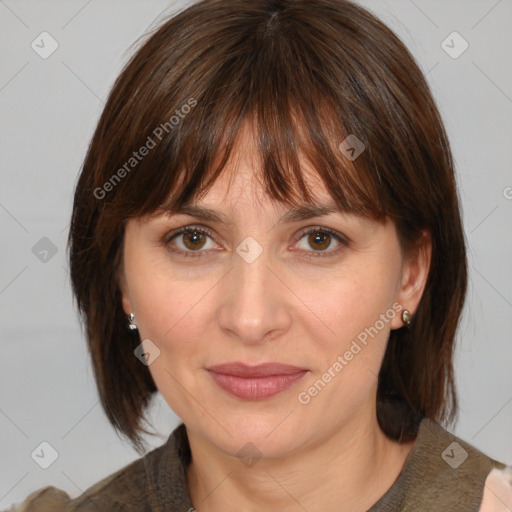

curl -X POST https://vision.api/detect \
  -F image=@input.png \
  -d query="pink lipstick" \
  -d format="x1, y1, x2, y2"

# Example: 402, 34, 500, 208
206, 362, 308, 400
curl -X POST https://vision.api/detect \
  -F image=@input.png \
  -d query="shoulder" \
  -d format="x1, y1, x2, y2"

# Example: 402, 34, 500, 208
2, 486, 72, 512
3, 455, 150, 512
4, 437, 172, 512
4, 424, 192, 512
68, 452, 152, 511
371, 417, 512, 512
404, 418, 512, 511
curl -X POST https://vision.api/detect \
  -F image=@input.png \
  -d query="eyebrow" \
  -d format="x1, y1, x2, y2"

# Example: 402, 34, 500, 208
160, 203, 343, 225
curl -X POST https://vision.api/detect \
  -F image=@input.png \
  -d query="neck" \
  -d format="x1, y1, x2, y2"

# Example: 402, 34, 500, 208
185, 406, 415, 512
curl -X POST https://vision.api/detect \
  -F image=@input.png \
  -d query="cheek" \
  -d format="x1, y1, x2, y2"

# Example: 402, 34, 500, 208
298, 258, 400, 353
294, 265, 399, 414
130, 271, 214, 349
124, 259, 217, 419
123, 244, 221, 370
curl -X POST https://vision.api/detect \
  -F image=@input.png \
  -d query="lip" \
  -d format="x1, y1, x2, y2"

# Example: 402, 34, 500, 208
206, 362, 309, 400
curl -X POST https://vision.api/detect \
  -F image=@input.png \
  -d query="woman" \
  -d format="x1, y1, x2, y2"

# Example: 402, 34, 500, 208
6, 0, 512, 510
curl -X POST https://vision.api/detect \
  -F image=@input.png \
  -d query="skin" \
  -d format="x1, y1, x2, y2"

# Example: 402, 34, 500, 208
120, 124, 432, 511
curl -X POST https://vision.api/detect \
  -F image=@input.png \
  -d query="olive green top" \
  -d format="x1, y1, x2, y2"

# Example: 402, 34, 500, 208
5, 418, 512, 511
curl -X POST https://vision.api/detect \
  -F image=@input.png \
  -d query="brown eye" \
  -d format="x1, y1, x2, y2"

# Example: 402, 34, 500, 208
182, 230, 208, 250
165, 226, 217, 257
307, 231, 331, 251
295, 227, 349, 258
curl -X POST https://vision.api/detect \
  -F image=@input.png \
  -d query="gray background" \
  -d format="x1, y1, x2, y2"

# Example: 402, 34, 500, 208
1, 0, 511, 508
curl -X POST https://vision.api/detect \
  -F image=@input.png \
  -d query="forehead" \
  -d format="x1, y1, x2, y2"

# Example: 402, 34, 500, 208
190, 121, 334, 210
200, 164, 331, 214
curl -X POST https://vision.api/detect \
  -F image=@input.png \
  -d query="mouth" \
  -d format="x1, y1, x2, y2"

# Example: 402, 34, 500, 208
206, 362, 309, 400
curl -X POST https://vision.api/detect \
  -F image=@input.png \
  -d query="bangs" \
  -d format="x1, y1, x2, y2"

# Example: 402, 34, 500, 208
157, 99, 386, 220
103, 4, 393, 223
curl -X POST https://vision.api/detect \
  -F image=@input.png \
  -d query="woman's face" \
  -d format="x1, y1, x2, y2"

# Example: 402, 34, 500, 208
120, 128, 430, 460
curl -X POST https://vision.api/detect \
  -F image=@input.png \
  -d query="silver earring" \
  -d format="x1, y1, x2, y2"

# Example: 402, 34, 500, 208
127, 313, 138, 331
402, 310, 412, 327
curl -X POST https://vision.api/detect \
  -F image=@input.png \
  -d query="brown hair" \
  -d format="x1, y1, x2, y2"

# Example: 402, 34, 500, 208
68, 0, 467, 453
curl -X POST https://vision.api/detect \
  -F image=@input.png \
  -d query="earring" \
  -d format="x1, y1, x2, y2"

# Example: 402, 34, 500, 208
127, 313, 138, 331
401, 310, 412, 327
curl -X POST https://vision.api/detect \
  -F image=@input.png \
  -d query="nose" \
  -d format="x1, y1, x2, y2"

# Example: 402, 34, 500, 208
217, 247, 292, 345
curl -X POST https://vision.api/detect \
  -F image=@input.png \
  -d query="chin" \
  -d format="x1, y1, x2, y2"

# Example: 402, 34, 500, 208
195, 409, 309, 461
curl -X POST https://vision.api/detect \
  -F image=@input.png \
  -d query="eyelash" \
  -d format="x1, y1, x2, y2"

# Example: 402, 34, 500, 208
164, 225, 349, 259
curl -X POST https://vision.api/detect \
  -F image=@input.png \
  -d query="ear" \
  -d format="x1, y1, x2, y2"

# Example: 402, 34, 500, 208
117, 262, 133, 316
390, 229, 432, 330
